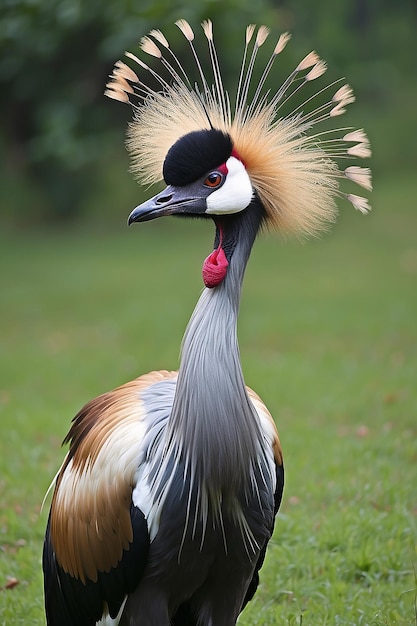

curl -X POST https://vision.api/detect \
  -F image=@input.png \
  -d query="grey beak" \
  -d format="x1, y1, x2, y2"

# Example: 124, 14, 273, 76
128, 185, 206, 225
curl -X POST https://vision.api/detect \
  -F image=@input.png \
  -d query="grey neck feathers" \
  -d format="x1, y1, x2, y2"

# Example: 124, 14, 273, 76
168, 203, 264, 502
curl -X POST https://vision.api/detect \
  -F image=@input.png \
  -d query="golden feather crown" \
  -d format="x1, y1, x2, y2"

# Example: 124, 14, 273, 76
106, 19, 372, 237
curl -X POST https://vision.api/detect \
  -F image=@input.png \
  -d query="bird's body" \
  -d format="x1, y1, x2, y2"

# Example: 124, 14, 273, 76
43, 199, 283, 626
43, 19, 371, 625
44, 373, 281, 626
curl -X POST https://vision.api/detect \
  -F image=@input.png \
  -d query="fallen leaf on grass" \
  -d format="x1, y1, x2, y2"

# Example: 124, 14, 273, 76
4, 577, 19, 590
356, 425, 369, 438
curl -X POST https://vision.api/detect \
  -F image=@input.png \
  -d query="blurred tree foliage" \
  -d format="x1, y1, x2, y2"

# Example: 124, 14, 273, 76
1, 0, 415, 223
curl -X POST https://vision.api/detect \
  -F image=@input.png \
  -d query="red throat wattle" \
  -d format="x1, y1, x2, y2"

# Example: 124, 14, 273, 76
202, 226, 228, 288
202, 246, 228, 288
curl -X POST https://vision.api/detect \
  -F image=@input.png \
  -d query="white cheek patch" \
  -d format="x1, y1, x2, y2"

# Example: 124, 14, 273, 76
206, 156, 253, 215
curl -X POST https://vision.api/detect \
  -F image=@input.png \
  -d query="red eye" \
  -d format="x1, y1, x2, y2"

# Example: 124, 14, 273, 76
204, 171, 223, 188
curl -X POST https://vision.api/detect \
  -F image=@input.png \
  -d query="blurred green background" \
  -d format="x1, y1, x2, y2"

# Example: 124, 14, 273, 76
0, 0, 416, 225
1, 1, 417, 624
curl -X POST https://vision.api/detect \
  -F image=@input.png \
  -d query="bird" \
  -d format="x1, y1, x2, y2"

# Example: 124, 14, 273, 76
42, 19, 371, 626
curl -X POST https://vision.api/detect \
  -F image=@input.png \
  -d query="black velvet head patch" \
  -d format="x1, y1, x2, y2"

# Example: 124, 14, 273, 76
162, 129, 233, 186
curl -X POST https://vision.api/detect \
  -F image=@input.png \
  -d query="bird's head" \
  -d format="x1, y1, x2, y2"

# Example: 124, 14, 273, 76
127, 128, 256, 287
106, 20, 372, 288
128, 128, 253, 224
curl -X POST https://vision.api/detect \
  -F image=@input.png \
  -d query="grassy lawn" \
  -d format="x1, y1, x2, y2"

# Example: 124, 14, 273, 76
0, 172, 416, 624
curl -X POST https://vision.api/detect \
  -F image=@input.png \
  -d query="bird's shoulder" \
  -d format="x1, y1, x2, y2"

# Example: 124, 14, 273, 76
62, 369, 178, 466
246, 385, 283, 466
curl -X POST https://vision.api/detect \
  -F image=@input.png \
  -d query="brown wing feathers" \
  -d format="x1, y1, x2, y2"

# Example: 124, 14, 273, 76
49, 370, 177, 583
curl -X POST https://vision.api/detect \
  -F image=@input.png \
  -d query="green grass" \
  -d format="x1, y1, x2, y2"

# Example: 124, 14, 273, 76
1, 173, 416, 624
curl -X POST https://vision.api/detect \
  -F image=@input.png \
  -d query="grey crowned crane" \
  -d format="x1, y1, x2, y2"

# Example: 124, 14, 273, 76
42, 19, 371, 626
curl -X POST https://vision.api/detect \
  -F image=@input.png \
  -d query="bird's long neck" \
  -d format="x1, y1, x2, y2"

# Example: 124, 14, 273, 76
168, 200, 264, 497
